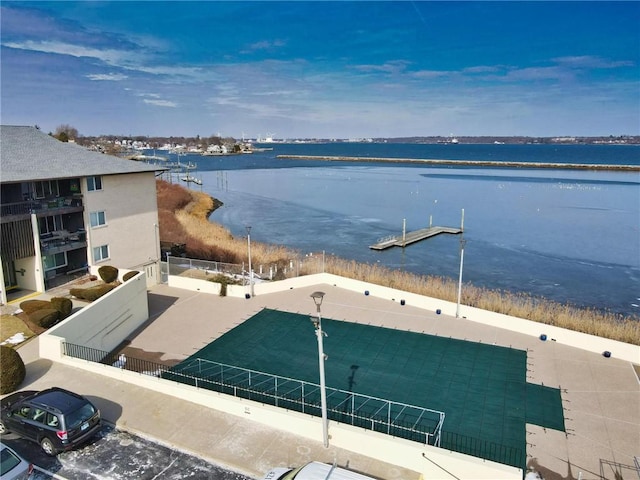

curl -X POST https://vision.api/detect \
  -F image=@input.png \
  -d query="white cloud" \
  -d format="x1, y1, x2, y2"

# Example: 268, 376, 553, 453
3, 39, 209, 81
463, 65, 502, 74
143, 99, 177, 108
240, 39, 286, 54
353, 60, 410, 74
552, 55, 634, 69
411, 69, 453, 79
86, 73, 128, 81
3, 40, 135, 66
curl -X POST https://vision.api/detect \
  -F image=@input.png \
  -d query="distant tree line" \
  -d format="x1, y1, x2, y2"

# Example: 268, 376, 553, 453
45, 124, 639, 147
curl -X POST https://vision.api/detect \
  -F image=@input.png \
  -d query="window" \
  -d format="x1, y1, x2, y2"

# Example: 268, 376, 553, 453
0, 446, 22, 473
90, 211, 107, 228
31, 408, 46, 424
86, 176, 102, 191
93, 245, 109, 262
46, 413, 60, 428
39, 214, 64, 234
16, 406, 31, 418
43, 252, 67, 271
34, 180, 59, 199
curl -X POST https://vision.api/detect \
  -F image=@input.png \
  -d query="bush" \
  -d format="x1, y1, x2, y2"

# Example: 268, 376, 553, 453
71, 284, 118, 301
50, 297, 73, 319
69, 288, 85, 299
122, 271, 139, 282
19, 299, 51, 314
29, 308, 60, 328
0, 346, 26, 394
207, 273, 241, 297
98, 265, 119, 283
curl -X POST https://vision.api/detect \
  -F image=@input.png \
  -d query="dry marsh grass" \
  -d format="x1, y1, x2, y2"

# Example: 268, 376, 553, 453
320, 256, 640, 345
157, 180, 640, 345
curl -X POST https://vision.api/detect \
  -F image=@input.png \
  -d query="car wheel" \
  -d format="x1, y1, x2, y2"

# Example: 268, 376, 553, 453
0, 420, 8, 434
40, 437, 57, 456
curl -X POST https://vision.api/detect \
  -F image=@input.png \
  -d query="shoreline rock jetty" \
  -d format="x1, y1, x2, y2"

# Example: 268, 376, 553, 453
277, 154, 640, 171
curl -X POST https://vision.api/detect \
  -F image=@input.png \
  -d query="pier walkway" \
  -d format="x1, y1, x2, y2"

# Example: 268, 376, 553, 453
370, 225, 462, 250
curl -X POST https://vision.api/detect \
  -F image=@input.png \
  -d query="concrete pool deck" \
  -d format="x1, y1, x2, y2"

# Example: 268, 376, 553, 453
8, 281, 640, 479
124, 283, 639, 479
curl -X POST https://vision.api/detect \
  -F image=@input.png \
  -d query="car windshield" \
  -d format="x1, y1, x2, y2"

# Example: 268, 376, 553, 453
278, 466, 304, 480
65, 403, 96, 429
0, 447, 22, 475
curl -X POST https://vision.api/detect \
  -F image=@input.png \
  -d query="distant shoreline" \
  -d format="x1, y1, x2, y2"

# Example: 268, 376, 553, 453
277, 155, 640, 171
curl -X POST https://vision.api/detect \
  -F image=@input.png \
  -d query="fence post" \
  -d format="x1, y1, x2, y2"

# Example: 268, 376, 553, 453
351, 395, 355, 425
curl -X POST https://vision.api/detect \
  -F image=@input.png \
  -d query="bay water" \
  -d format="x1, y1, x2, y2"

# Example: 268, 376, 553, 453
159, 143, 640, 318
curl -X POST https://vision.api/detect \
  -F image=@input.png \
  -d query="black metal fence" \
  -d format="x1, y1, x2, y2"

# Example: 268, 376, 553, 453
62, 342, 524, 470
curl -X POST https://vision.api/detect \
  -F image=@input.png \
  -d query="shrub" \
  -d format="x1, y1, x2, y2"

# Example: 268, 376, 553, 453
207, 273, 241, 297
70, 288, 85, 299
79, 284, 118, 301
19, 299, 51, 314
98, 265, 119, 283
123, 271, 139, 282
50, 297, 73, 319
0, 345, 25, 394
29, 308, 60, 328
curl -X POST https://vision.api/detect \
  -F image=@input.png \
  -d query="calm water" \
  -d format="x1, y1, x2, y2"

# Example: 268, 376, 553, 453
156, 143, 640, 317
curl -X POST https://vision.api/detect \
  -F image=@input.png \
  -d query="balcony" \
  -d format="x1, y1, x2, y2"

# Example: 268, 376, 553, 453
1, 195, 83, 222
40, 229, 87, 255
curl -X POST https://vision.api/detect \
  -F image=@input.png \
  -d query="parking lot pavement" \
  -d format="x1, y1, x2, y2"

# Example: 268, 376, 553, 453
2, 424, 253, 480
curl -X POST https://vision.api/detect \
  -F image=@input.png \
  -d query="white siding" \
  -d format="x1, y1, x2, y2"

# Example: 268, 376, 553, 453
83, 172, 159, 272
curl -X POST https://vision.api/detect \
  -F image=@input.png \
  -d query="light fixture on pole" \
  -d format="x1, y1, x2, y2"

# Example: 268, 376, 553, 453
310, 291, 329, 448
456, 237, 466, 318
246, 226, 254, 297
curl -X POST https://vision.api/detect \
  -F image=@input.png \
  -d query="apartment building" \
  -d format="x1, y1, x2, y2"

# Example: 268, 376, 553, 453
0, 125, 165, 304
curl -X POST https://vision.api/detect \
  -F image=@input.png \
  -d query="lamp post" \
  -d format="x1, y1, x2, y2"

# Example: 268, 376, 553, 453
310, 291, 329, 448
456, 237, 466, 318
246, 226, 254, 297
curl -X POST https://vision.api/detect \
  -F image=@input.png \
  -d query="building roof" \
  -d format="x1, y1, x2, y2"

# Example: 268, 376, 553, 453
0, 125, 164, 183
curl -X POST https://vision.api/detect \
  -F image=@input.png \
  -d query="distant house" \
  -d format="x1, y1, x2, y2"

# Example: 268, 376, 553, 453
0, 125, 166, 304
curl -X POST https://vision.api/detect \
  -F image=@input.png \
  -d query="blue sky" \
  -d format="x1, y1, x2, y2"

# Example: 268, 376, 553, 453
1, 1, 639, 139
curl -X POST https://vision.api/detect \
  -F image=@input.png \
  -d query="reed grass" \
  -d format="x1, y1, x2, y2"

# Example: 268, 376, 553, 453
156, 180, 640, 345
319, 256, 640, 345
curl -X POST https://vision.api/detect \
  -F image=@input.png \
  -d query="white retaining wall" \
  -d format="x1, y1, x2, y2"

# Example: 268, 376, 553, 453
238, 273, 638, 363
40, 270, 148, 359
47, 355, 521, 479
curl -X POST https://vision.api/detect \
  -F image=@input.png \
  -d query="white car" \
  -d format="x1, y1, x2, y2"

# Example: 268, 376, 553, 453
262, 461, 377, 480
0, 442, 33, 480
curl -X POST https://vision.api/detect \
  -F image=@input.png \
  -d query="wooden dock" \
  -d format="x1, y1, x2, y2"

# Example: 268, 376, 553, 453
370, 225, 462, 250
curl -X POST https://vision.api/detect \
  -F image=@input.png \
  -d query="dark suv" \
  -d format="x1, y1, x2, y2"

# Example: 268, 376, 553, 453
0, 388, 101, 456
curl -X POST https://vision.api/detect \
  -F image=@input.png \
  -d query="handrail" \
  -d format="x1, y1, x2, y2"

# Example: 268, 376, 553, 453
61, 342, 524, 468
178, 357, 445, 444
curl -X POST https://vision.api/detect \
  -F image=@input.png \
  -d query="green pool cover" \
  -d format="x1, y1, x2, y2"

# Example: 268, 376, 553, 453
173, 308, 565, 469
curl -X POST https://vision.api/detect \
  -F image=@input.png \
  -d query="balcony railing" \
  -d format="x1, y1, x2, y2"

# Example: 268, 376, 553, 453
1, 196, 83, 218
40, 230, 87, 255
